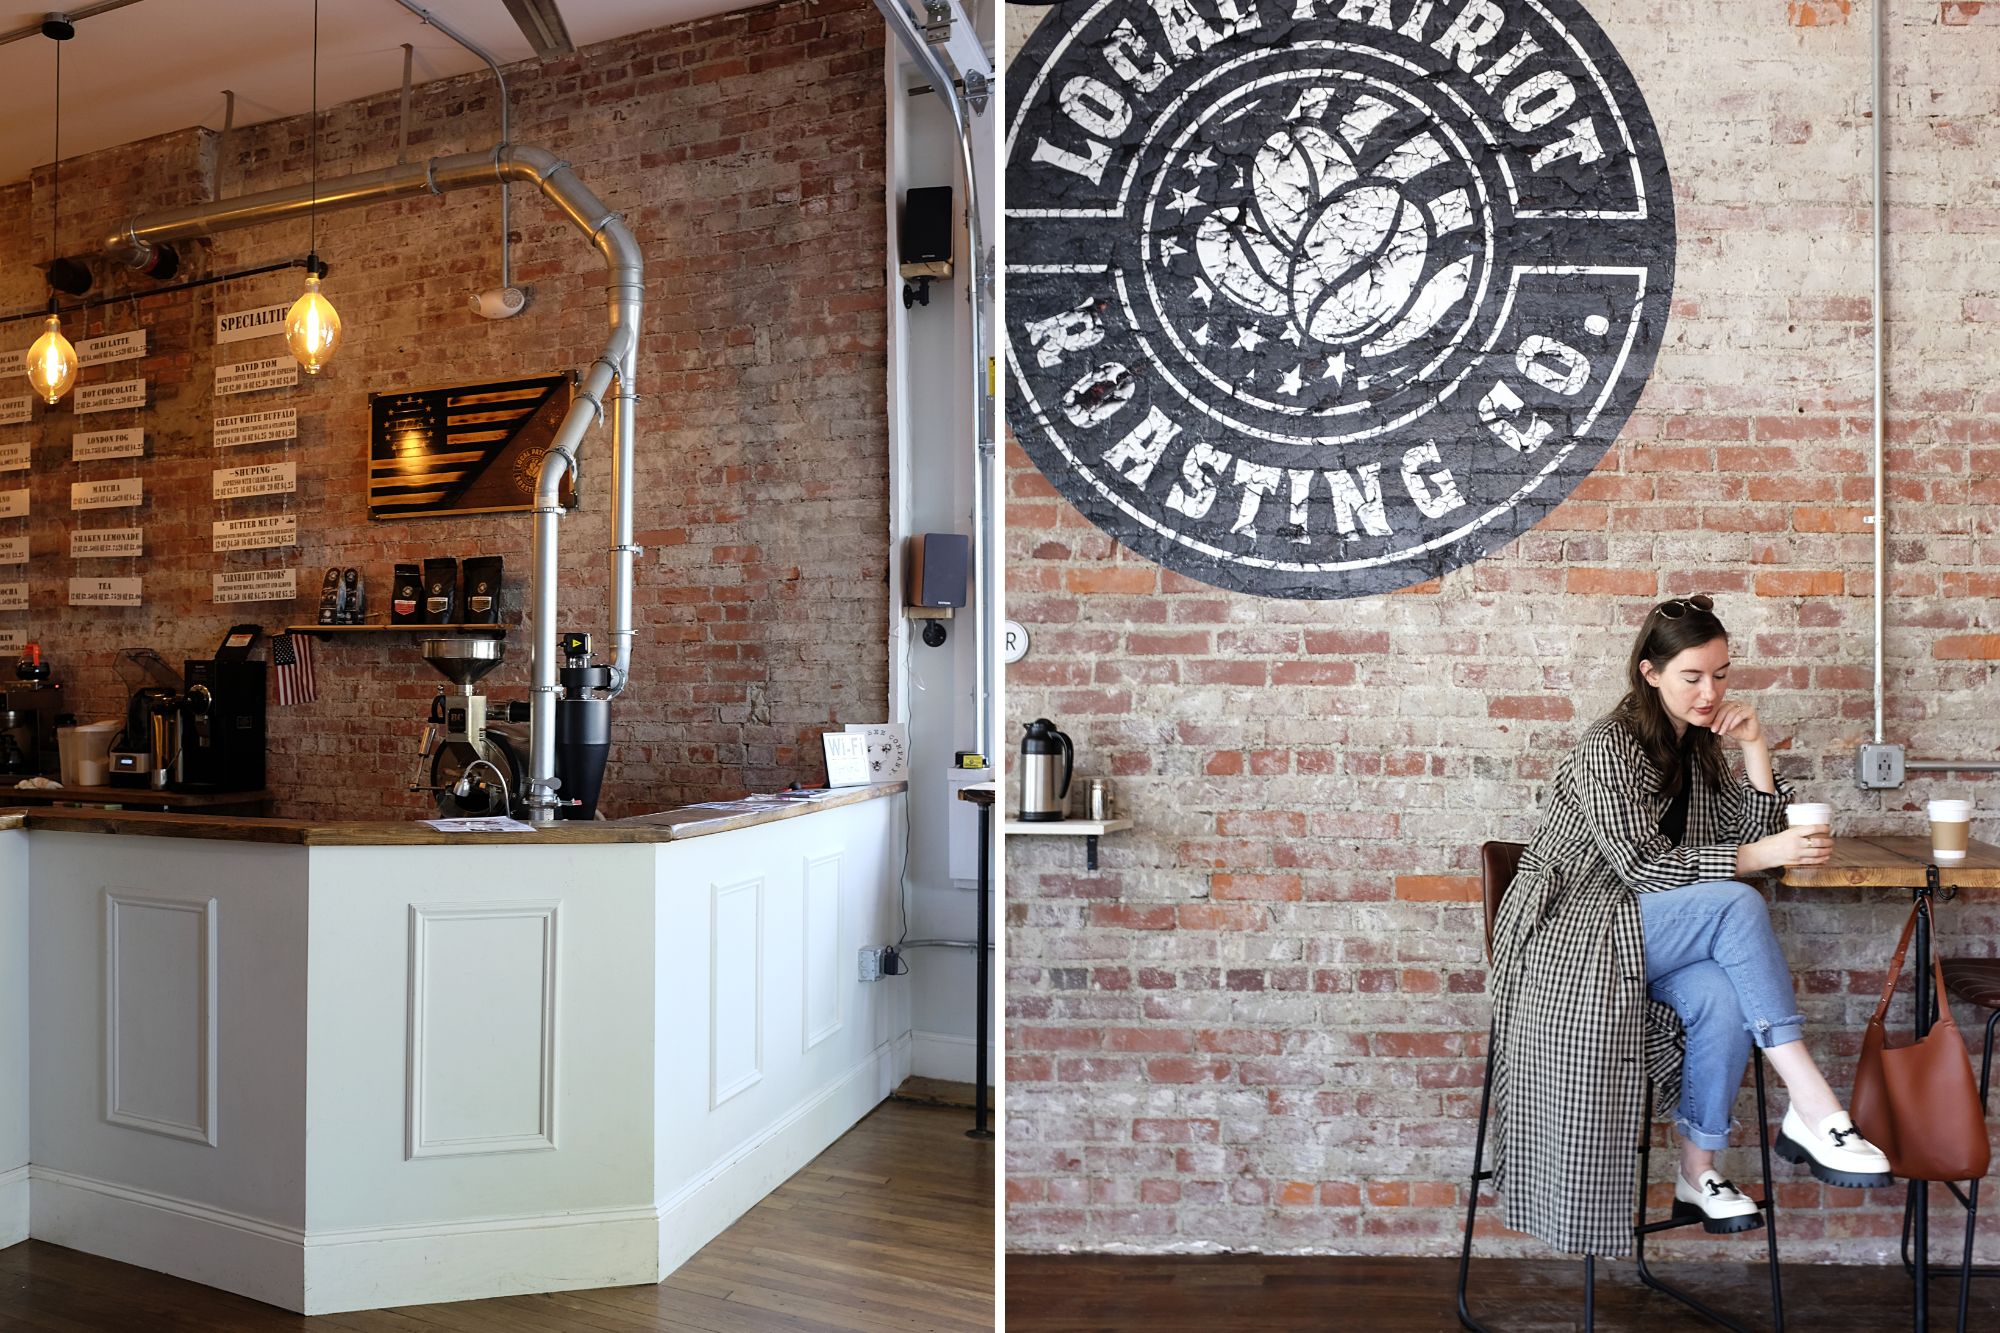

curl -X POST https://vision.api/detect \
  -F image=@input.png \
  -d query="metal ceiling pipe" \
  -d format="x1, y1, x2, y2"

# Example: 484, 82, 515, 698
872, 0, 994, 766
104, 142, 642, 823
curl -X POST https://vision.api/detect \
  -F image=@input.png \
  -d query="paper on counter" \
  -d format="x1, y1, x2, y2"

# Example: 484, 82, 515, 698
422, 817, 537, 833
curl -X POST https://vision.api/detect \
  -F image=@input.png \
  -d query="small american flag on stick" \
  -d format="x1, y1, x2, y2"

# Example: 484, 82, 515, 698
272, 631, 317, 706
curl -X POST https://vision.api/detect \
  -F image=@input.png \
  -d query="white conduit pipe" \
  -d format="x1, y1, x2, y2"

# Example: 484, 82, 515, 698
106, 144, 642, 823
1870, 0, 1885, 746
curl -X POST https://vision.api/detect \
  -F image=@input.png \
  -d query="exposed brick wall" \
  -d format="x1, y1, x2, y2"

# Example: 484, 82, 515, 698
0, 0, 888, 820
1005, 2, 2000, 1262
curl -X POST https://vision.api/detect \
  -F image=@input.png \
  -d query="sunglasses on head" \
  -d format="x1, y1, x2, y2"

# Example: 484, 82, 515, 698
1654, 594, 1714, 619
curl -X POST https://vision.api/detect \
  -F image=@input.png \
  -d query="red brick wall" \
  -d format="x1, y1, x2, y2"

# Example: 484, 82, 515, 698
1004, 2, 2000, 1262
0, 0, 888, 820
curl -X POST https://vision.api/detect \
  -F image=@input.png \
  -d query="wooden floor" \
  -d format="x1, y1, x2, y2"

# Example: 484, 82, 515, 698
0, 1099, 994, 1331
1007, 1253, 2000, 1331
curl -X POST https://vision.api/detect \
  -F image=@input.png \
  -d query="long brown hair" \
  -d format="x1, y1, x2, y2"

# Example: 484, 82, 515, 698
1613, 602, 1733, 796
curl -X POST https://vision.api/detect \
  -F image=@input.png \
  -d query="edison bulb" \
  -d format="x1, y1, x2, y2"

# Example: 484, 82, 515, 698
26, 313, 78, 404
285, 272, 342, 374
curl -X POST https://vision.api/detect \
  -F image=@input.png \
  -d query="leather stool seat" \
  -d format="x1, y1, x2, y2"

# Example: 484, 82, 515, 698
1943, 958, 2000, 1013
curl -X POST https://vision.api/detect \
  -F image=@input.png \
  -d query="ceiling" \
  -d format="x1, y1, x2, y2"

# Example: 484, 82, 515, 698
0, 0, 756, 186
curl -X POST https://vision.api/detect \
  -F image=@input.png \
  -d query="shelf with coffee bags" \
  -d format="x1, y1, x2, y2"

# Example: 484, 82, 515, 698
283, 622, 513, 637
1003, 816, 1132, 870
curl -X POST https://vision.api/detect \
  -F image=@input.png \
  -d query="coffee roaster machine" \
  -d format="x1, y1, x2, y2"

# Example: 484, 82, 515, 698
105, 644, 267, 792
413, 632, 609, 820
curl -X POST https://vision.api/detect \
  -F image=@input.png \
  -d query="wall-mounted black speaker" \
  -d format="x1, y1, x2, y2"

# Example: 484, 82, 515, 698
908, 532, 970, 608
900, 186, 954, 307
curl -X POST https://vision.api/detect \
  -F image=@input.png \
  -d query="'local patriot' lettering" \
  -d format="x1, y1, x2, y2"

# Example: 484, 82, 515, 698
1006, 0, 1674, 598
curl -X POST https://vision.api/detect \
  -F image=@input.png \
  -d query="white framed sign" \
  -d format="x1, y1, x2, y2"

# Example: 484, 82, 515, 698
73, 428, 145, 462
75, 379, 146, 415
215, 357, 300, 397
215, 407, 297, 449
69, 577, 142, 607
0, 582, 23, 612
0, 536, 26, 565
0, 441, 27, 473
0, 396, 29, 426
71, 477, 143, 511
213, 514, 297, 552
71, 528, 143, 559
216, 304, 288, 345
842, 723, 909, 782
0, 489, 27, 520
822, 731, 872, 787
77, 330, 147, 367
214, 568, 297, 605
212, 461, 297, 500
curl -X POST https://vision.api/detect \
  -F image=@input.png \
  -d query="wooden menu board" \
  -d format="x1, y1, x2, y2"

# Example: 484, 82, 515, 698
367, 374, 576, 520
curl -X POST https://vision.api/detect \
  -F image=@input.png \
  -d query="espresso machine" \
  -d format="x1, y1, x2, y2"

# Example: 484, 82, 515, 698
109, 686, 183, 789
412, 632, 613, 820
177, 658, 267, 791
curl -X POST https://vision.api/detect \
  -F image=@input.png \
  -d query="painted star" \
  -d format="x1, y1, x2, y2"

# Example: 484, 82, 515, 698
1322, 353, 1349, 384
1157, 235, 1186, 262
1233, 326, 1265, 352
1167, 186, 1203, 215
1184, 146, 1217, 175
1277, 365, 1305, 396
1191, 322, 1211, 346
1280, 325, 1302, 345
1188, 278, 1214, 306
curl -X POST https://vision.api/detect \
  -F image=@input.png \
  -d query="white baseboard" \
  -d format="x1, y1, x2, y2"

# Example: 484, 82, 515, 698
302, 1205, 660, 1314
655, 1035, 904, 1277
0, 1165, 27, 1249
911, 1028, 996, 1085
30, 1167, 304, 1310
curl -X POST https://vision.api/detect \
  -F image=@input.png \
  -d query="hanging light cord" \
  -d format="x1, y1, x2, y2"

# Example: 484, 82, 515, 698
49, 32, 60, 307
308, 0, 319, 263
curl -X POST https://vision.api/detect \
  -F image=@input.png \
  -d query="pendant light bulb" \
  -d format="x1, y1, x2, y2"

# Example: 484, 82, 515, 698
285, 267, 342, 374
26, 312, 77, 405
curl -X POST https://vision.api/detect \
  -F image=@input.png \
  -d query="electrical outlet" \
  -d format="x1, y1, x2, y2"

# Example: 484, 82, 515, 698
1856, 742, 1905, 790
858, 946, 884, 982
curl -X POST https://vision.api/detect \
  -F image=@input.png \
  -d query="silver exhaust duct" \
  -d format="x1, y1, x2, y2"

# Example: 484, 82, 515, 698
105, 143, 641, 823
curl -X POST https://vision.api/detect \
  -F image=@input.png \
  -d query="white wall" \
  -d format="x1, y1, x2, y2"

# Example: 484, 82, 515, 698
0, 826, 26, 1247
884, 0, 999, 1087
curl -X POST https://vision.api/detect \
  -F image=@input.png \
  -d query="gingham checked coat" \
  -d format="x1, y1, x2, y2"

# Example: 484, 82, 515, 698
1485, 714, 1790, 1256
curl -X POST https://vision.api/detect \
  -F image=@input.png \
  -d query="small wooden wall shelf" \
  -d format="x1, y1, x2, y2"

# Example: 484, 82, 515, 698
285, 623, 512, 638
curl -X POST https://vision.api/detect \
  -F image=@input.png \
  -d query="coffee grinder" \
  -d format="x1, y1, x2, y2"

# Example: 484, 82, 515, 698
414, 637, 528, 817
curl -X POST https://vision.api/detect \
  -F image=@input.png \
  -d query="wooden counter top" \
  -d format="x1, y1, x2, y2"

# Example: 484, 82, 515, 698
0, 782, 904, 846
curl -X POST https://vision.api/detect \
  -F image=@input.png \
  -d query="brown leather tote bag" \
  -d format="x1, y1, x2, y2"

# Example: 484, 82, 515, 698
1849, 899, 1991, 1182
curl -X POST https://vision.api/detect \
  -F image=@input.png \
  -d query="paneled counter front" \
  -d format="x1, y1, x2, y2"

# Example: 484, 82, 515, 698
0, 784, 909, 1313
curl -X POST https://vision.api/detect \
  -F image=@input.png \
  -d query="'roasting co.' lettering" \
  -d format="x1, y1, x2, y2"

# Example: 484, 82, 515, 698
1005, 0, 1675, 598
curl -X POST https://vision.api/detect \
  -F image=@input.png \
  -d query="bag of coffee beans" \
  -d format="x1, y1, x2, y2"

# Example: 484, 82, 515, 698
317, 566, 344, 625
462, 556, 503, 624
391, 563, 422, 624
423, 557, 458, 624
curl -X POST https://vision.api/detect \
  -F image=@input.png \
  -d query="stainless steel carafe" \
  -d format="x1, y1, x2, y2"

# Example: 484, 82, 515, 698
1018, 718, 1073, 822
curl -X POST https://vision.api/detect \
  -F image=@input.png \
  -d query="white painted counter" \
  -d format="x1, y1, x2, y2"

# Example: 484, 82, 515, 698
0, 787, 910, 1312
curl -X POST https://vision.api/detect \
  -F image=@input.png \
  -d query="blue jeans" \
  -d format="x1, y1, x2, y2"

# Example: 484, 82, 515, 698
1639, 880, 1806, 1150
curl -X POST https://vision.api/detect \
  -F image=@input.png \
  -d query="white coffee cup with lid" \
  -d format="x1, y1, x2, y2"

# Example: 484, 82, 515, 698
1928, 798, 1973, 864
1785, 802, 1832, 829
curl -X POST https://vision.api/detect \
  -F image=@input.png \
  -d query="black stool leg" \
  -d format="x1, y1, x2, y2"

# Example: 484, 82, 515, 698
1755, 1054, 1786, 1331
1583, 1253, 1595, 1331
1456, 1019, 1498, 1332
1953, 1007, 2000, 1333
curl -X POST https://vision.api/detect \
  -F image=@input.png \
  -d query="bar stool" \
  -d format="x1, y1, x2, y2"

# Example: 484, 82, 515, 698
1898, 955, 2000, 1333
1456, 841, 1786, 1331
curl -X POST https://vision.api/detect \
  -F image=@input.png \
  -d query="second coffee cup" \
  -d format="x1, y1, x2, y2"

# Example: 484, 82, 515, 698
1929, 798, 1973, 864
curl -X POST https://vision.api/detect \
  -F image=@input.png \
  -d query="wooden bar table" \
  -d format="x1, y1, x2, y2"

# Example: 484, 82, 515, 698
1783, 835, 2000, 1333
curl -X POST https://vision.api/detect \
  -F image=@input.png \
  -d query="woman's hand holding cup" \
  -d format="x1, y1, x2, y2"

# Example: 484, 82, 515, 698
1779, 802, 1835, 867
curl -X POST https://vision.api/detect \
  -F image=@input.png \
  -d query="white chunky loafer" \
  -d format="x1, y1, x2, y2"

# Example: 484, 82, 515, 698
1774, 1106, 1894, 1188
1671, 1169, 1764, 1235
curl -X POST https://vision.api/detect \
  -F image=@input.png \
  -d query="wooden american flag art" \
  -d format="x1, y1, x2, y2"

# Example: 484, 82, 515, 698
367, 374, 577, 520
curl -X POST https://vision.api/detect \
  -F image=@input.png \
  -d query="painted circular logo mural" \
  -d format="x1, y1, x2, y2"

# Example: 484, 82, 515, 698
1005, 0, 1675, 599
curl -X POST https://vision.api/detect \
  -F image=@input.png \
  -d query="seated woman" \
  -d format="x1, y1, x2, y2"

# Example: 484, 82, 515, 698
1486, 595, 1890, 1255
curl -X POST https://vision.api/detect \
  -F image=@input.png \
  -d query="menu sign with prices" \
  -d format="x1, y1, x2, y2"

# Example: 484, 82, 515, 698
72, 477, 143, 511
77, 330, 148, 367
74, 428, 144, 462
0, 396, 27, 426
72, 528, 143, 559
216, 304, 288, 345
214, 408, 297, 449
75, 379, 147, 415
69, 577, 142, 607
0, 442, 27, 472
214, 568, 296, 605
215, 357, 300, 397
213, 514, 297, 552
0, 536, 24, 565
0, 582, 24, 612
213, 461, 297, 500
0, 630, 21, 655
0, 489, 26, 520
